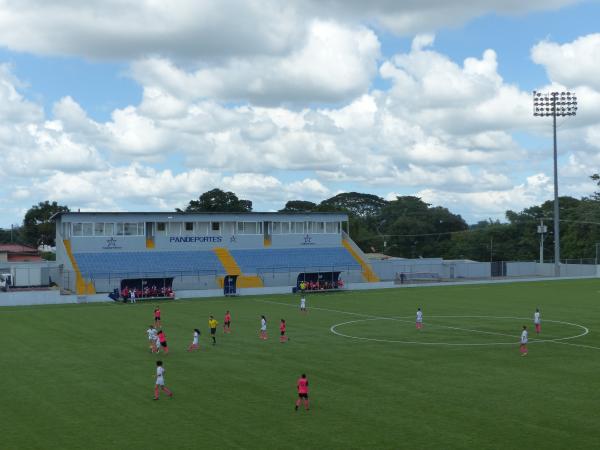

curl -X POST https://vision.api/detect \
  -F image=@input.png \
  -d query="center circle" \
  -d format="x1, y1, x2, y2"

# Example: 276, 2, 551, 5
330, 315, 588, 346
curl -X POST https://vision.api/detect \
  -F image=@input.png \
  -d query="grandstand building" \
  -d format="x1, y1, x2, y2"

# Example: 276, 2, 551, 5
52, 212, 379, 295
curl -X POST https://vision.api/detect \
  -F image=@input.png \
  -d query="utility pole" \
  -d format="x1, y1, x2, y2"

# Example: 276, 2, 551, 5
537, 220, 547, 263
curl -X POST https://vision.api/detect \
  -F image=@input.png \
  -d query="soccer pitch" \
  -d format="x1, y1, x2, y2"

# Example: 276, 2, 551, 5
2, 279, 599, 449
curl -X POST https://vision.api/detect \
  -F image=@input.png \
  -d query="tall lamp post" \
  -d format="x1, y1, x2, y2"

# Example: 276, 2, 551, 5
533, 90, 578, 277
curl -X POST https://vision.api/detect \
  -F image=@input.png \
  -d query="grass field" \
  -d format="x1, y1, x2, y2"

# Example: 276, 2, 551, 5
2, 279, 599, 449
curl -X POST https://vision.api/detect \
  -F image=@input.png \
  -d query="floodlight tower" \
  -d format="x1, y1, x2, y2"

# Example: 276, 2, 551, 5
533, 90, 578, 277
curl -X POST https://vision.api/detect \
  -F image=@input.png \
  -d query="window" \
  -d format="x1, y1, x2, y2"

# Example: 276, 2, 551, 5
291, 221, 304, 234
105, 223, 114, 236
94, 223, 105, 236
138, 223, 145, 235
82, 223, 93, 236
72, 223, 83, 236
280, 222, 289, 234
157, 222, 166, 232
124, 223, 138, 236
196, 222, 209, 234
272, 222, 281, 234
169, 222, 182, 235
211, 222, 220, 231
325, 222, 337, 233
185, 222, 194, 231
305, 222, 312, 233
312, 222, 324, 233
237, 222, 258, 234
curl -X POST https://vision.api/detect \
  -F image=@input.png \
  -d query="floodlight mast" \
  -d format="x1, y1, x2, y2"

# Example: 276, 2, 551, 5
532, 90, 578, 277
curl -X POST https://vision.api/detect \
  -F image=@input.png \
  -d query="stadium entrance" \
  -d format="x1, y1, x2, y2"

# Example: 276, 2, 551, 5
224, 275, 237, 296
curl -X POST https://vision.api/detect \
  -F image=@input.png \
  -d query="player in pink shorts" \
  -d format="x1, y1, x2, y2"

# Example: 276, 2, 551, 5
416, 307, 423, 329
295, 373, 309, 411
520, 325, 528, 356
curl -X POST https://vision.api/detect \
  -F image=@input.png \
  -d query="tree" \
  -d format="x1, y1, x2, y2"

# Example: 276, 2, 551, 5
279, 200, 317, 212
180, 189, 252, 213
318, 192, 388, 217
23, 201, 70, 247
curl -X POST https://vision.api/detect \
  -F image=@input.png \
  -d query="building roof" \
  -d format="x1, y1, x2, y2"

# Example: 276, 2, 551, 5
0, 244, 38, 253
0, 244, 43, 262
51, 211, 349, 220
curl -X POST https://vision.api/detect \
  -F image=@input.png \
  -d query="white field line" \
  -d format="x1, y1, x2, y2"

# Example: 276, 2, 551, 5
254, 298, 596, 348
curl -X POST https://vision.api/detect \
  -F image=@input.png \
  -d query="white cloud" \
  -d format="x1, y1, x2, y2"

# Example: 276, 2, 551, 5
129, 20, 380, 105
0, 1, 578, 60
532, 34, 600, 91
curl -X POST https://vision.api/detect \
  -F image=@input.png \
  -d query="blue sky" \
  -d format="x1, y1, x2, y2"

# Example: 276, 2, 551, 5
0, 0, 599, 228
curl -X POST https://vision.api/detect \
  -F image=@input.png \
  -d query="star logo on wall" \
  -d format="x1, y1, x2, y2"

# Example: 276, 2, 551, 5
230, 235, 237, 243
105, 237, 117, 248
303, 234, 312, 244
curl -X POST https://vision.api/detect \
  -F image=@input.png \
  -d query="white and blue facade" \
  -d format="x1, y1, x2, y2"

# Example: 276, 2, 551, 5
53, 211, 375, 294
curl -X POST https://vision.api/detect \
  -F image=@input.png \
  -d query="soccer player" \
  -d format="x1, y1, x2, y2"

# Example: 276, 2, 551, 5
187, 329, 200, 352
130, 289, 136, 304
295, 373, 309, 411
260, 315, 268, 340
157, 329, 169, 355
154, 306, 161, 327
300, 295, 306, 313
224, 310, 231, 334
520, 325, 528, 356
416, 307, 423, 330
279, 319, 288, 343
153, 361, 173, 400
208, 315, 218, 345
534, 308, 541, 334
146, 325, 158, 353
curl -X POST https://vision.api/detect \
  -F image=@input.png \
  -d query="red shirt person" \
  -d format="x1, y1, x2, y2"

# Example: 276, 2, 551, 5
279, 319, 288, 343
224, 311, 232, 334
295, 374, 309, 411
157, 329, 169, 354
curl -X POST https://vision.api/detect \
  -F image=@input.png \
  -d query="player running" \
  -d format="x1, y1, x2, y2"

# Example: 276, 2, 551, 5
224, 310, 231, 334
209, 315, 218, 345
187, 329, 200, 352
154, 306, 161, 327
534, 308, 541, 334
146, 325, 158, 353
153, 361, 173, 400
295, 373, 309, 411
300, 295, 306, 313
279, 319, 288, 343
520, 325, 528, 356
260, 315, 268, 340
416, 307, 423, 330
157, 329, 169, 355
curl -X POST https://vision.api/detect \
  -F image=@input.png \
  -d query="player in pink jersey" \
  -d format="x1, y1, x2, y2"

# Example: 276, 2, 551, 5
295, 373, 309, 411
279, 319, 288, 343
224, 310, 232, 334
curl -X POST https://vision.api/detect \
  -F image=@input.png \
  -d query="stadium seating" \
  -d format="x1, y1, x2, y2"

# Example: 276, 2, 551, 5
231, 247, 360, 273
73, 247, 360, 279
73, 251, 222, 278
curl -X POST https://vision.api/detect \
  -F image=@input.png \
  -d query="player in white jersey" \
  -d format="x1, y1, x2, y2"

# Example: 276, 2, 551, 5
520, 325, 528, 356
534, 308, 541, 334
300, 296, 306, 313
260, 315, 268, 340
153, 361, 173, 400
187, 329, 200, 352
146, 325, 158, 353
416, 308, 423, 330
130, 289, 136, 304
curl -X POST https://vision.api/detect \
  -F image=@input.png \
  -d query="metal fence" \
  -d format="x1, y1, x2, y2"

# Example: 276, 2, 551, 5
1, 260, 598, 294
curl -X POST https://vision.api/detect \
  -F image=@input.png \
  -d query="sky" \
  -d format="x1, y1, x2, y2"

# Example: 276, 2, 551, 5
1, 0, 600, 228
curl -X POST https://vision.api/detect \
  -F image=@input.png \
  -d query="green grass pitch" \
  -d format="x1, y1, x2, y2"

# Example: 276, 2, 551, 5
1, 279, 599, 449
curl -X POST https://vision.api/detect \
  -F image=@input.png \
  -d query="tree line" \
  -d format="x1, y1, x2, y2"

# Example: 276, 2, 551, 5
4, 179, 600, 263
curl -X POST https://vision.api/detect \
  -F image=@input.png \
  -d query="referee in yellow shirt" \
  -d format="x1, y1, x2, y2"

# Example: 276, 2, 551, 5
208, 315, 218, 345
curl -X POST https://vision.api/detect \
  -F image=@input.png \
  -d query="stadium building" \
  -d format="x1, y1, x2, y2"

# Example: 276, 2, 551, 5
53, 212, 380, 296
